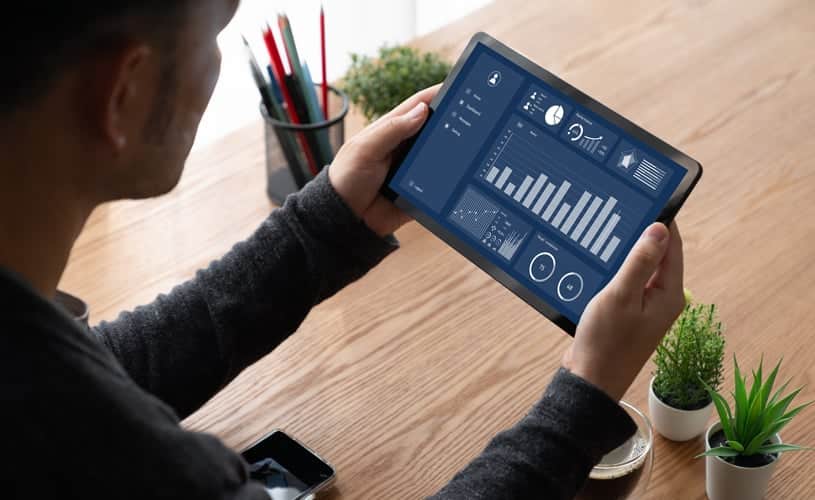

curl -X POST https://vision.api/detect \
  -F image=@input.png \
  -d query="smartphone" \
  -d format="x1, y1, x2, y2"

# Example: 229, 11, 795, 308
241, 430, 335, 500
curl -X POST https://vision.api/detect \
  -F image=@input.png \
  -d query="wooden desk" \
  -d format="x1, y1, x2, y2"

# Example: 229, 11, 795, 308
61, 0, 815, 497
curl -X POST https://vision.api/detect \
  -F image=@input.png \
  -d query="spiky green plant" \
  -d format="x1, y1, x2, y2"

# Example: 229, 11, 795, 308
699, 357, 811, 460
653, 302, 725, 410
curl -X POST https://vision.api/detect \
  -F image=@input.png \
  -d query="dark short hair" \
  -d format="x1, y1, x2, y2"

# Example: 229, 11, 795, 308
1, 3, 190, 115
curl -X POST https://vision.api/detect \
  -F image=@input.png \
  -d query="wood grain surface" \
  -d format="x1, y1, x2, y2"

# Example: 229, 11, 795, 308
60, 0, 815, 498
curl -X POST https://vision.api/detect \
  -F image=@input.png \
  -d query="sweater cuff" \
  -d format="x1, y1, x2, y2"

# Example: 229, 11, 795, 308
287, 167, 399, 269
533, 368, 637, 463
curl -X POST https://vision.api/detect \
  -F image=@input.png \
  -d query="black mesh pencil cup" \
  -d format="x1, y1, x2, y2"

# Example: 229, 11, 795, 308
261, 85, 349, 205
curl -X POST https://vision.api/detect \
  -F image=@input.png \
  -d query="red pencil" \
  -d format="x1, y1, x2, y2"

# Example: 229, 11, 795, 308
320, 4, 328, 119
262, 25, 319, 175
263, 25, 297, 124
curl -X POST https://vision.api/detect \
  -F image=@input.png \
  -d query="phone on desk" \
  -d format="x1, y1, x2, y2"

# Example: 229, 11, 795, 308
241, 430, 335, 500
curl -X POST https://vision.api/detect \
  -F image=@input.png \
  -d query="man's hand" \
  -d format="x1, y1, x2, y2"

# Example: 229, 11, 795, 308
329, 85, 440, 237
563, 222, 685, 401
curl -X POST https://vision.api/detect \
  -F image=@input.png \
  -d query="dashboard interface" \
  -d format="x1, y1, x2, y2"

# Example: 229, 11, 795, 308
389, 42, 687, 324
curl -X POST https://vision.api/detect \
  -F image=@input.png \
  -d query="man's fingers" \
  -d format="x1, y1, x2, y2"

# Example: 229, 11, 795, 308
611, 223, 671, 300
354, 84, 439, 159
646, 222, 684, 293
357, 101, 429, 159
381, 84, 441, 119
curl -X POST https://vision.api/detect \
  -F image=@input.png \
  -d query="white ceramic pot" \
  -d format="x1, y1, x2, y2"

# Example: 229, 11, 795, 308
648, 377, 714, 441
705, 422, 781, 500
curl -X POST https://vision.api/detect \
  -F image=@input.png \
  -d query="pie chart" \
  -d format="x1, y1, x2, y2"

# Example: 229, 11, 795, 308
544, 105, 565, 126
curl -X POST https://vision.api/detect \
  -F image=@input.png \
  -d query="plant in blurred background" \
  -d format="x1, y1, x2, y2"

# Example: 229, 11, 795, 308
342, 45, 450, 122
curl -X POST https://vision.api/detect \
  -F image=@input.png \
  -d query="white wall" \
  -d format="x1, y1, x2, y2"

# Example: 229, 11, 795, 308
193, 0, 491, 150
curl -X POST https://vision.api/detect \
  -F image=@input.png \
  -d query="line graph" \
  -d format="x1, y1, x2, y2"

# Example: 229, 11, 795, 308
449, 187, 531, 262
448, 188, 499, 239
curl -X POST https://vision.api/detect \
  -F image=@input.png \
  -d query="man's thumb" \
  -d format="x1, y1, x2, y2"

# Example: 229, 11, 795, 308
612, 223, 670, 295
365, 102, 428, 158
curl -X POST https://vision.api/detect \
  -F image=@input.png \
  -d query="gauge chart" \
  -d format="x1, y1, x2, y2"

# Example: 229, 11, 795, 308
559, 111, 618, 161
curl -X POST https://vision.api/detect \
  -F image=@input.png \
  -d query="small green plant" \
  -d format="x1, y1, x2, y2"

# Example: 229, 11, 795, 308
342, 45, 451, 122
700, 357, 811, 460
653, 301, 725, 410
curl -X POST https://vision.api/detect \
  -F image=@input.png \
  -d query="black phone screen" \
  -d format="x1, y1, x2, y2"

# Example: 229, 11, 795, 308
241, 431, 333, 500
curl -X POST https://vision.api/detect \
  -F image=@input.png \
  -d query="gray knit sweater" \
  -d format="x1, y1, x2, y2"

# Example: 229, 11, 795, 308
0, 169, 634, 499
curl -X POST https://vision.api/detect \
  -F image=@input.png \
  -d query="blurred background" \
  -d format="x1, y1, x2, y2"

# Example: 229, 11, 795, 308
193, 0, 491, 151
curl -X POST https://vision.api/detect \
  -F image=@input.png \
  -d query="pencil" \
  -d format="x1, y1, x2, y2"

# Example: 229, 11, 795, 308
278, 14, 333, 166
262, 25, 319, 176
302, 62, 335, 162
320, 4, 328, 119
241, 36, 308, 188
266, 65, 283, 104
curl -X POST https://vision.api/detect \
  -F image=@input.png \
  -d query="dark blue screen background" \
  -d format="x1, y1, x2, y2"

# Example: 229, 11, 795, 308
389, 43, 686, 323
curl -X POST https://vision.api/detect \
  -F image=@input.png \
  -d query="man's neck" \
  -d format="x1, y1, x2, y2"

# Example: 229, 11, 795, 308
0, 94, 107, 298
0, 163, 94, 298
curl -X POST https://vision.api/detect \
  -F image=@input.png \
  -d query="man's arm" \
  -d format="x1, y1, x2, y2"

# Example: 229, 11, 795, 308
429, 369, 636, 500
94, 169, 397, 418
92, 86, 438, 419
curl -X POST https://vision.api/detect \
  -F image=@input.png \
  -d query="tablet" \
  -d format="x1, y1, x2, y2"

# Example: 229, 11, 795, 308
384, 33, 702, 335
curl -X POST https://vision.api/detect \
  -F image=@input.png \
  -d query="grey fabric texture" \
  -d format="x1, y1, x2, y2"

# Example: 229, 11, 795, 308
1, 169, 634, 499
95, 168, 398, 418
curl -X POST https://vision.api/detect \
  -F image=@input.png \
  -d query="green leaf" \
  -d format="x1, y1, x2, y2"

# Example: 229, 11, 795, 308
782, 401, 814, 422
744, 419, 790, 455
765, 388, 804, 428
769, 379, 792, 407
705, 382, 735, 441
761, 359, 782, 408
743, 383, 766, 441
733, 356, 749, 437
727, 440, 745, 452
745, 402, 815, 455
747, 357, 763, 407
755, 444, 811, 455
697, 447, 742, 458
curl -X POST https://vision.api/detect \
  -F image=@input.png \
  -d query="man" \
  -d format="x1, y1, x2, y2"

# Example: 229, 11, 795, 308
0, 1, 684, 499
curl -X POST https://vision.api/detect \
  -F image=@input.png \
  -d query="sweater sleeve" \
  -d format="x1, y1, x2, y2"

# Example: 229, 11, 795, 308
93, 168, 398, 418
429, 368, 637, 500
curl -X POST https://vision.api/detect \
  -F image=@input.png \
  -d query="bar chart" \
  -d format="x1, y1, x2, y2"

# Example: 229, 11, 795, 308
479, 117, 649, 266
448, 187, 531, 262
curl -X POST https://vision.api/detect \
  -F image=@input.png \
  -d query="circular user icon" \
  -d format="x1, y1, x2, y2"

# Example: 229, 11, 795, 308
557, 272, 584, 302
487, 71, 502, 87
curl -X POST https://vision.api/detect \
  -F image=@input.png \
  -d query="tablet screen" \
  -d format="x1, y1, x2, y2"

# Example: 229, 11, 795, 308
388, 40, 690, 325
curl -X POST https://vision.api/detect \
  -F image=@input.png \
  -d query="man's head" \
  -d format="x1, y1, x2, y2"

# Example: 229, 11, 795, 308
1, 1, 239, 202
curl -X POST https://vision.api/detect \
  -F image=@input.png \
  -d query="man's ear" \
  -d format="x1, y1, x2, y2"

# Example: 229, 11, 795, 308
88, 43, 154, 154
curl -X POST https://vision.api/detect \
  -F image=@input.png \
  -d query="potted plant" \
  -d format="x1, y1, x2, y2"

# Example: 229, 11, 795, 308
700, 357, 811, 500
342, 45, 451, 122
649, 300, 725, 441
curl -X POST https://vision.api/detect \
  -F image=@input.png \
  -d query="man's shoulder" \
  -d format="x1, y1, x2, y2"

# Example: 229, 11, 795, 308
1, 310, 120, 409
